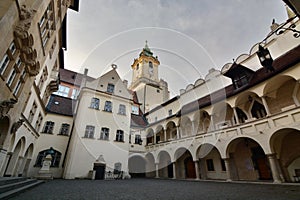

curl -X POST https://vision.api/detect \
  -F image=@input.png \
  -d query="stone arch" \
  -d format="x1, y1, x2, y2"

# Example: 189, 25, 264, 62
269, 128, 300, 182
234, 91, 265, 120
263, 75, 298, 114
174, 147, 195, 179
196, 143, 226, 180
212, 102, 234, 130
157, 150, 173, 178
128, 154, 146, 178
145, 153, 155, 178
192, 110, 211, 134
20, 143, 34, 177
155, 125, 164, 143
166, 121, 177, 141
146, 128, 154, 145
4, 137, 25, 176
179, 116, 192, 137
0, 116, 10, 147
226, 137, 272, 181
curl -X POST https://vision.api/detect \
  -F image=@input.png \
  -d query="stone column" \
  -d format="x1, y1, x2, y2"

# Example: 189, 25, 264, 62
176, 126, 180, 139
191, 120, 196, 136
153, 132, 157, 144
224, 158, 232, 181
155, 163, 159, 178
233, 107, 240, 125
267, 153, 282, 183
172, 162, 176, 179
292, 80, 300, 106
261, 96, 271, 116
194, 160, 200, 180
164, 128, 167, 142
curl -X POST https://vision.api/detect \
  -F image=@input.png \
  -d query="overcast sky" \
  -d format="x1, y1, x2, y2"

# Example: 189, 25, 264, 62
65, 0, 288, 96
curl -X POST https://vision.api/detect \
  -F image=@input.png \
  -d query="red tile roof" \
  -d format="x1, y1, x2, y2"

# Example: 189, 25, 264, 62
46, 94, 75, 116
60, 68, 95, 86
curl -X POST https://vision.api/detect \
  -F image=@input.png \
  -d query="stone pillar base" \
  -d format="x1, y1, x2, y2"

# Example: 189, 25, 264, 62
36, 170, 53, 180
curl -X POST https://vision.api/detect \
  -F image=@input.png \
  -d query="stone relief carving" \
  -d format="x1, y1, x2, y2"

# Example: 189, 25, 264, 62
11, 119, 25, 134
0, 99, 18, 119
14, 5, 39, 77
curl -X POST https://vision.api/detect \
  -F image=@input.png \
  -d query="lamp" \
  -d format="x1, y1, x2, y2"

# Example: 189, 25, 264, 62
256, 45, 275, 72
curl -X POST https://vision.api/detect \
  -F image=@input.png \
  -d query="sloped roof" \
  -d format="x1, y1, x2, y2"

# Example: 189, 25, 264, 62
60, 68, 95, 86
131, 114, 148, 128
46, 94, 74, 116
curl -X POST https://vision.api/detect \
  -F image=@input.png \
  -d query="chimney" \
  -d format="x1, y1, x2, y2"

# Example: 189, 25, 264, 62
81, 68, 88, 88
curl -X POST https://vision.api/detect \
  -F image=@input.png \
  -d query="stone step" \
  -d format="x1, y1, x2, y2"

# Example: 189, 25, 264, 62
0, 177, 27, 186
0, 179, 44, 200
0, 179, 37, 193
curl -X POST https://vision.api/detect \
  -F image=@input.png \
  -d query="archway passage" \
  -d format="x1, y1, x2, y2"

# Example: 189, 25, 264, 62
158, 151, 172, 178
197, 144, 226, 180
128, 156, 146, 178
175, 148, 195, 179
227, 138, 271, 181
271, 129, 300, 182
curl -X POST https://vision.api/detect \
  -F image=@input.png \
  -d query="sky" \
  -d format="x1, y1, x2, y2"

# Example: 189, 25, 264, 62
65, 0, 288, 97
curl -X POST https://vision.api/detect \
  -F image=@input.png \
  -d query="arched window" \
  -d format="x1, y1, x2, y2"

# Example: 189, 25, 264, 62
251, 101, 267, 119
34, 147, 61, 167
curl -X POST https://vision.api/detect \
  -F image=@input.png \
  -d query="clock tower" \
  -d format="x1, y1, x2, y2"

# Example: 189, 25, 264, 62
130, 41, 169, 113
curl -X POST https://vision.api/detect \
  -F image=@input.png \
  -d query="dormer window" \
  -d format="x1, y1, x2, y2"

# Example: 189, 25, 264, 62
233, 72, 249, 89
107, 83, 115, 93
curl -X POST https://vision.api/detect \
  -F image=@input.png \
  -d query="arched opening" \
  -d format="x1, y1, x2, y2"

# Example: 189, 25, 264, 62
263, 75, 298, 114
155, 125, 164, 143
180, 116, 192, 137
234, 107, 248, 124
213, 103, 234, 130
227, 137, 271, 181
128, 155, 146, 178
20, 144, 34, 177
194, 110, 211, 134
0, 116, 10, 147
196, 144, 226, 180
174, 148, 195, 179
251, 101, 267, 119
145, 153, 155, 178
158, 151, 172, 178
34, 147, 62, 168
166, 121, 177, 141
146, 129, 154, 145
5, 137, 25, 177
270, 128, 300, 182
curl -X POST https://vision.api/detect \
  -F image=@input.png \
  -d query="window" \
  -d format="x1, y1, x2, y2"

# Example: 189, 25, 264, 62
107, 83, 115, 93
53, 85, 70, 97
28, 102, 37, 123
6, 68, 16, 87
135, 134, 142, 145
34, 148, 61, 167
42, 121, 55, 134
0, 54, 10, 75
39, 2, 54, 48
35, 113, 43, 132
104, 101, 112, 112
251, 101, 267, 119
38, 67, 48, 90
233, 72, 249, 89
84, 125, 95, 138
168, 109, 172, 116
100, 127, 109, 140
206, 159, 215, 171
9, 41, 16, 55
118, 104, 126, 115
13, 80, 22, 96
116, 130, 124, 142
90, 98, 100, 109
71, 88, 79, 99
59, 123, 70, 135
132, 105, 139, 115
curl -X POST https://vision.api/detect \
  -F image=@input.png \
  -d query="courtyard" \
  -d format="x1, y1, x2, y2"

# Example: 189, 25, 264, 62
10, 179, 300, 200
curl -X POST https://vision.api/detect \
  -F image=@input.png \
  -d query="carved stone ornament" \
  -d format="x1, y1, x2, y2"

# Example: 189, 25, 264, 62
0, 98, 18, 119
14, 5, 39, 77
11, 119, 25, 134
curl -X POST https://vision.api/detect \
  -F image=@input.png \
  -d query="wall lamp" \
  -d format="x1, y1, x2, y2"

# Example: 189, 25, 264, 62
256, 45, 275, 72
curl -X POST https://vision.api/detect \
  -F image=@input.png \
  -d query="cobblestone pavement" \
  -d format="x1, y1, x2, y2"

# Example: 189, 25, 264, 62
10, 179, 300, 200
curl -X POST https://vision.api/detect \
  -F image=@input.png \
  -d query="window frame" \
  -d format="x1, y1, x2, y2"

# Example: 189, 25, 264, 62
84, 125, 95, 139
42, 121, 55, 134
90, 97, 100, 110
104, 101, 112, 112
100, 127, 109, 140
115, 130, 124, 142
